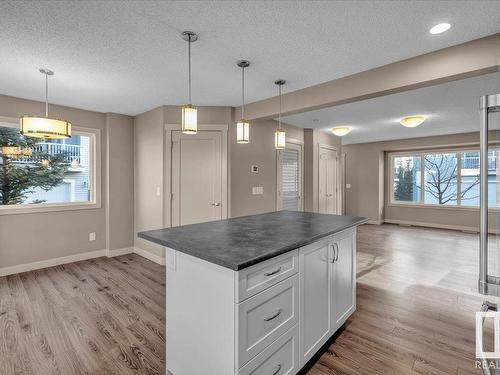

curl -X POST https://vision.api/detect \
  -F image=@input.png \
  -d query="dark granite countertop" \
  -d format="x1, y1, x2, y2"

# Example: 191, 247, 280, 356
138, 211, 367, 271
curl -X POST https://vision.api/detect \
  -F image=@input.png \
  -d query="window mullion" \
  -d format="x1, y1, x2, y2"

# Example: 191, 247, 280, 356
420, 154, 425, 204
457, 152, 462, 206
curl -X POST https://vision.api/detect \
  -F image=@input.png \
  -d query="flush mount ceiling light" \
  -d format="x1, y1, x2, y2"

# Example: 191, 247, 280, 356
429, 23, 451, 35
20, 69, 71, 139
400, 115, 426, 128
274, 79, 286, 150
236, 60, 250, 144
181, 31, 198, 134
331, 127, 352, 137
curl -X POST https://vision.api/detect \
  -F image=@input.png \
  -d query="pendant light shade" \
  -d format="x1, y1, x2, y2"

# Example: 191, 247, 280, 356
275, 130, 286, 149
274, 79, 286, 150
236, 60, 250, 144
20, 69, 71, 139
237, 120, 250, 144
181, 104, 198, 134
181, 31, 198, 134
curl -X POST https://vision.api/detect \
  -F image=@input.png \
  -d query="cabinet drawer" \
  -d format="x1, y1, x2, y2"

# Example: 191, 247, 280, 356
237, 274, 299, 368
238, 325, 298, 375
236, 250, 298, 302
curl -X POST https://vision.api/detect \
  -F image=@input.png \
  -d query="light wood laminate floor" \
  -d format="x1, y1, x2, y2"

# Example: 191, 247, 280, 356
0, 224, 492, 374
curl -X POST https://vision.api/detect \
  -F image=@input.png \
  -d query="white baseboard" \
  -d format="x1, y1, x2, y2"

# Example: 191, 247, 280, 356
383, 219, 499, 234
0, 249, 106, 277
0, 245, 166, 277
106, 247, 134, 257
133, 247, 166, 266
366, 219, 384, 225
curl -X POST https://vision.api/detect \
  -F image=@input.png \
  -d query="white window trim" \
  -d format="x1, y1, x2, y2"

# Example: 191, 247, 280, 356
276, 137, 304, 211
388, 146, 495, 210
0, 117, 101, 215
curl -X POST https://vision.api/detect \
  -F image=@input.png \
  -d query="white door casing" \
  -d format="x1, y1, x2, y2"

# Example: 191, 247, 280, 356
165, 124, 228, 228
277, 139, 304, 211
318, 145, 338, 214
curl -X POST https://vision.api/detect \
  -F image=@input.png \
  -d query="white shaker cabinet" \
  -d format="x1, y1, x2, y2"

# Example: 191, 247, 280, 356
299, 228, 356, 367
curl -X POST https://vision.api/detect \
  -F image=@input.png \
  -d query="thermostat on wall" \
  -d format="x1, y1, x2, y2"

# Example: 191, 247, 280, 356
251, 165, 259, 173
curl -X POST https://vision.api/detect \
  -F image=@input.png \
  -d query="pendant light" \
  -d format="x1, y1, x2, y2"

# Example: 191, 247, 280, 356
20, 69, 71, 139
181, 31, 198, 134
274, 79, 286, 150
236, 60, 250, 144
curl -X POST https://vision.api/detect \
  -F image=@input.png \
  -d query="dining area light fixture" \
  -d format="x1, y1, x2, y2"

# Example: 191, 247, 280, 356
274, 80, 286, 150
399, 115, 426, 128
181, 31, 198, 134
236, 60, 250, 144
20, 69, 71, 139
331, 127, 352, 137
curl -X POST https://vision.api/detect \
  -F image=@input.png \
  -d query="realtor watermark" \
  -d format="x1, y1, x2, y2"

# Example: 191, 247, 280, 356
476, 311, 500, 370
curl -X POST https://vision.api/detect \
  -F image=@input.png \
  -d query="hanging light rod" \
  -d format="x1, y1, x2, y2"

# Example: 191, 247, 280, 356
274, 79, 286, 150
20, 68, 71, 139
236, 60, 250, 144
181, 31, 198, 134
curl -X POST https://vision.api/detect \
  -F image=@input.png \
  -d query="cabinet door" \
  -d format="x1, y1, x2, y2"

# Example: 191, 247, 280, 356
299, 238, 333, 366
332, 231, 356, 329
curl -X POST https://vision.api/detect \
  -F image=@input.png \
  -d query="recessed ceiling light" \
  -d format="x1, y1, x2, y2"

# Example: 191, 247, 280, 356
400, 116, 426, 128
429, 23, 451, 35
331, 127, 351, 136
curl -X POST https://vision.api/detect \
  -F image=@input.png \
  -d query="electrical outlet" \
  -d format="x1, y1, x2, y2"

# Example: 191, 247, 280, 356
89, 232, 96, 241
251, 165, 259, 173
346, 184, 351, 189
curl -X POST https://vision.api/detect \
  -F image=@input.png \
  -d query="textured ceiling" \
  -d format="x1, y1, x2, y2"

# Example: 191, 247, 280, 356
282, 72, 500, 145
1, 1, 500, 115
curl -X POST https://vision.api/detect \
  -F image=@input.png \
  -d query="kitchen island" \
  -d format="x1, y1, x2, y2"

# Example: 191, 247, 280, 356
139, 211, 367, 375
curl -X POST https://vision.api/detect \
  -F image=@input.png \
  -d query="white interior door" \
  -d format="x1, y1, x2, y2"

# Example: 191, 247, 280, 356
171, 131, 223, 226
318, 147, 337, 214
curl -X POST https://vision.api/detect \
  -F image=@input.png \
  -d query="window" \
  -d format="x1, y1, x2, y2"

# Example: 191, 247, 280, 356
390, 149, 498, 208
277, 141, 303, 211
0, 121, 100, 214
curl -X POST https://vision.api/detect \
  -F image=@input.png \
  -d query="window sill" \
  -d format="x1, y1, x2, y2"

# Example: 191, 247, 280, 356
387, 203, 500, 212
0, 201, 101, 216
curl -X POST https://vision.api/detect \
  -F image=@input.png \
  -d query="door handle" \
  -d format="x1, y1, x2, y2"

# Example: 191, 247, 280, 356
211, 202, 221, 206
272, 363, 282, 375
264, 267, 282, 276
328, 244, 335, 263
334, 243, 339, 261
264, 309, 282, 322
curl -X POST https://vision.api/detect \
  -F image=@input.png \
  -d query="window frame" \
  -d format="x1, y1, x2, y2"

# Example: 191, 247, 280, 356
276, 138, 304, 211
388, 146, 490, 210
0, 117, 101, 215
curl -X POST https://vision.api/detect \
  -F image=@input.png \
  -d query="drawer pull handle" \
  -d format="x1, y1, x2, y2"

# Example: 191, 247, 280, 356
264, 267, 282, 277
264, 309, 282, 322
272, 363, 282, 375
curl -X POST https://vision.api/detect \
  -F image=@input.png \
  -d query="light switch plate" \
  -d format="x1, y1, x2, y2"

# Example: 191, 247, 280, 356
89, 232, 96, 241
346, 184, 351, 189
252, 186, 264, 195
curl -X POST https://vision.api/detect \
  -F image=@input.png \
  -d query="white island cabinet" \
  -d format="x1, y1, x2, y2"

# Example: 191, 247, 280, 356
165, 226, 358, 375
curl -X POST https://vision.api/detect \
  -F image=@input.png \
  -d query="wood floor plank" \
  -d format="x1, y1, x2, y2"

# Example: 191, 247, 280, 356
0, 225, 490, 374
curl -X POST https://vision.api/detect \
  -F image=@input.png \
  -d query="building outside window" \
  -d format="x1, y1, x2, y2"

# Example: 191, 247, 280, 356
391, 149, 498, 208
0, 122, 98, 213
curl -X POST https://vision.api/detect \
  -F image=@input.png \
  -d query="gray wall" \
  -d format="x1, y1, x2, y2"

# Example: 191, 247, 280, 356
343, 131, 497, 231
0, 95, 134, 268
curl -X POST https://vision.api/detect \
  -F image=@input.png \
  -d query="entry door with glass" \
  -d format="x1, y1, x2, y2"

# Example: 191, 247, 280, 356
171, 131, 224, 226
277, 142, 303, 211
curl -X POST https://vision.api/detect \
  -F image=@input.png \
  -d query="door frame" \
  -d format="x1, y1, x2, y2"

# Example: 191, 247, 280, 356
318, 144, 340, 214
276, 137, 304, 211
164, 124, 229, 228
